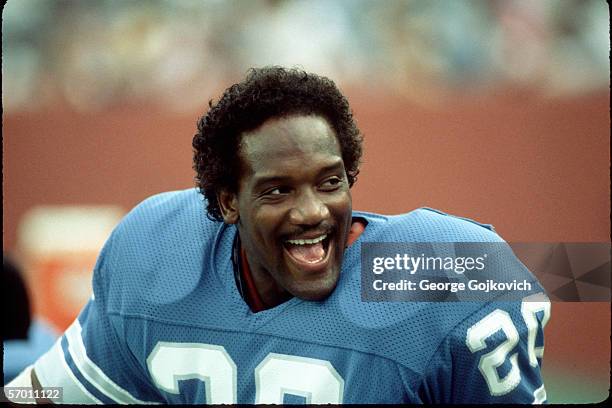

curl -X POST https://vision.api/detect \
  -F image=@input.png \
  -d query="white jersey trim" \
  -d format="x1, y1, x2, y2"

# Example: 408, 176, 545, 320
532, 384, 547, 404
65, 319, 159, 404
6, 364, 33, 388
34, 339, 102, 404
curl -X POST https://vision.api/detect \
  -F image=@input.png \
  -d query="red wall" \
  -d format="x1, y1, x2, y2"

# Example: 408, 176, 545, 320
4, 89, 608, 248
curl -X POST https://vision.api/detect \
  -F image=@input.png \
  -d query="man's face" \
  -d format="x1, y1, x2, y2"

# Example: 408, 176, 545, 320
221, 115, 352, 307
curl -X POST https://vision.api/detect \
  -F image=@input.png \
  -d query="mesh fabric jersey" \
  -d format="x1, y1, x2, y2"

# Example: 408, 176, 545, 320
33, 189, 548, 404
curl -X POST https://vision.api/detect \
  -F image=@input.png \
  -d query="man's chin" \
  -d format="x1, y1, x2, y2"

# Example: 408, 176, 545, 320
287, 269, 341, 301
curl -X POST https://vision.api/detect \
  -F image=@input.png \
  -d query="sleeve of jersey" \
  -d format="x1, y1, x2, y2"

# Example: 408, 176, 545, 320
32, 232, 163, 404
418, 294, 551, 404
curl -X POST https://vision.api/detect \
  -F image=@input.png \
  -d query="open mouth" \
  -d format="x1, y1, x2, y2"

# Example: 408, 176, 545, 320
283, 234, 332, 268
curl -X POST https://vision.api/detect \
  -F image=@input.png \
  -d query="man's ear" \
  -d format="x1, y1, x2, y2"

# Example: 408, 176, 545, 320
217, 189, 239, 224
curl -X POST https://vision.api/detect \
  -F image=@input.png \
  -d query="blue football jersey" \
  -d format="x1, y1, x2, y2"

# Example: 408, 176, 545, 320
33, 189, 550, 404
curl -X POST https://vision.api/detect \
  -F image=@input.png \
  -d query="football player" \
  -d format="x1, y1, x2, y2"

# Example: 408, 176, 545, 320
8, 67, 550, 404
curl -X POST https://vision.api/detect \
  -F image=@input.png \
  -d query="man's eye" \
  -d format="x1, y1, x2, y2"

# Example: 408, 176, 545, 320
320, 177, 343, 190
264, 187, 288, 196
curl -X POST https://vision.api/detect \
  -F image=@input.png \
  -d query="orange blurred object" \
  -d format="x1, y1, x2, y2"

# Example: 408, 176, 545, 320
17, 206, 124, 331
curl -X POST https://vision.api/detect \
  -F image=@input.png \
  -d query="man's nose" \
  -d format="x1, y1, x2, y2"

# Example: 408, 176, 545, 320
288, 189, 330, 226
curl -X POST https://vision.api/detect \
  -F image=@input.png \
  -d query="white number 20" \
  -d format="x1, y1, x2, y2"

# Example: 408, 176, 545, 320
466, 293, 550, 400
147, 343, 344, 404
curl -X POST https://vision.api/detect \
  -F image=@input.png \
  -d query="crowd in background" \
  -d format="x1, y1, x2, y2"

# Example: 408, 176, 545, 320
3, 0, 609, 113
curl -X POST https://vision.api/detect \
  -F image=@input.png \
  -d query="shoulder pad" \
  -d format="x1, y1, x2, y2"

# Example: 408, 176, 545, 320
419, 207, 496, 232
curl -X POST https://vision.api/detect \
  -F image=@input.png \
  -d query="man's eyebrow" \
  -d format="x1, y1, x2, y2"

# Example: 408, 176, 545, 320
251, 160, 345, 190
251, 175, 291, 190
317, 160, 345, 175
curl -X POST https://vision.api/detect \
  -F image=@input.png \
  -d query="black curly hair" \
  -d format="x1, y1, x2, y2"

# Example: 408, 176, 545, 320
193, 66, 363, 222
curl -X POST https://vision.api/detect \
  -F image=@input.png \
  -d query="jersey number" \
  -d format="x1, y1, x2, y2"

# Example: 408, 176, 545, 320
146, 344, 344, 404
466, 293, 550, 399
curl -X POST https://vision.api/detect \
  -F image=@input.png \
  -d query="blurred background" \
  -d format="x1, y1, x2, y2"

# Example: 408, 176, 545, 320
2, 0, 609, 402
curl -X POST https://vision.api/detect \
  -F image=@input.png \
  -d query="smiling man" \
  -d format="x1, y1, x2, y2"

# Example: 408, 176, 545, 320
219, 115, 353, 308
8, 67, 549, 404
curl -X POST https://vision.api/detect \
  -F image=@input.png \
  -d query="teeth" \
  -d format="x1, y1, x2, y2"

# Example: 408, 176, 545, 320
286, 234, 327, 245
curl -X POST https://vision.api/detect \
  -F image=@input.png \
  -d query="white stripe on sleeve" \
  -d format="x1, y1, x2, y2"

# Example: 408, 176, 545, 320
34, 339, 102, 404
65, 320, 159, 404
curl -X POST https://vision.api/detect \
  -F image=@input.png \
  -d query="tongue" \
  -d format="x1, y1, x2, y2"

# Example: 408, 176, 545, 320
287, 242, 325, 263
